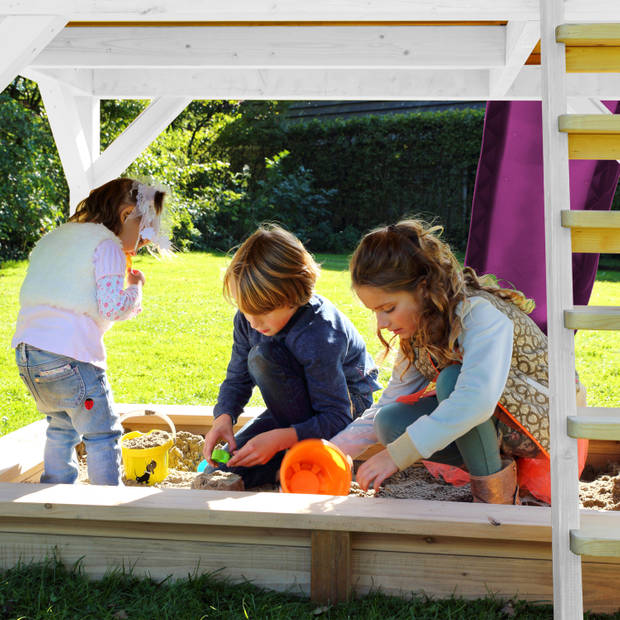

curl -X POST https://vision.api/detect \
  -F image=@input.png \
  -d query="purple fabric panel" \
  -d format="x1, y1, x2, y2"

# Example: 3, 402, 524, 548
465, 101, 619, 334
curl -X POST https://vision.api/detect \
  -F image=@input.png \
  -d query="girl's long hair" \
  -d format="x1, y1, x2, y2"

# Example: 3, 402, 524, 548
68, 178, 164, 234
350, 219, 534, 369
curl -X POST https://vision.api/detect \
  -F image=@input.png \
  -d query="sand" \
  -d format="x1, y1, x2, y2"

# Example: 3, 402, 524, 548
99, 430, 618, 509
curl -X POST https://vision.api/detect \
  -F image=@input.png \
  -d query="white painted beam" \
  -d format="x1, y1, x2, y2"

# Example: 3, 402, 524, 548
0, 15, 66, 93
37, 76, 94, 211
2, 1, 620, 22
31, 26, 505, 70
20, 67, 93, 96
489, 21, 539, 98
90, 97, 190, 187
84, 67, 491, 100
27, 65, 620, 101
0, 1, 540, 21
508, 68, 620, 100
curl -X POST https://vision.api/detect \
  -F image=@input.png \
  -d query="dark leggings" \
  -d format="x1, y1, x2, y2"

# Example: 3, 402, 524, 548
373, 365, 502, 476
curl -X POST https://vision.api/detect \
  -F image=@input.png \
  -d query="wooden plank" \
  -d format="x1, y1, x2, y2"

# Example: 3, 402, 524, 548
0, 2, 545, 22
91, 97, 190, 187
489, 20, 540, 97
568, 409, 620, 440
571, 526, 620, 558
568, 134, 620, 160
31, 26, 506, 69
564, 306, 620, 330
558, 115, 620, 159
561, 209, 620, 252
566, 47, 620, 72
311, 530, 352, 603
0, 482, 553, 540
540, 0, 584, 616
0, 532, 312, 592
25, 65, 620, 100
559, 114, 620, 133
0, 15, 67, 93
561, 210, 620, 228
557, 23, 620, 46
0, 420, 47, 482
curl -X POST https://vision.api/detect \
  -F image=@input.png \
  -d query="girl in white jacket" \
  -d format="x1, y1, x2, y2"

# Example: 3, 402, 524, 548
13, 178, 167, 485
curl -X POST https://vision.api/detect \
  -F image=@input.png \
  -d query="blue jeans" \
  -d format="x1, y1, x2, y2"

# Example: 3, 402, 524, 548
215, 341, 370, 488
373, 364, 502, 476
15, 343, 123, 485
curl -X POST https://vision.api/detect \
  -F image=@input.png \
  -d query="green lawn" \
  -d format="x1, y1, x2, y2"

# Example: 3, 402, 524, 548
1, 252, 618, 436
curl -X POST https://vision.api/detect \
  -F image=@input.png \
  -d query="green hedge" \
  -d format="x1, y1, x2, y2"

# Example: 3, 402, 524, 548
214, 108, 486, 250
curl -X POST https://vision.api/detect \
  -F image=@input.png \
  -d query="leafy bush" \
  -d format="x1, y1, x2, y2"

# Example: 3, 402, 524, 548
0, 91, 67, 261
215, 108, 485, 250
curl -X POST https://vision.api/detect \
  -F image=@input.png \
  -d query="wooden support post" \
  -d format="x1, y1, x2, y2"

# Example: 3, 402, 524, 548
311, 530, 352, 604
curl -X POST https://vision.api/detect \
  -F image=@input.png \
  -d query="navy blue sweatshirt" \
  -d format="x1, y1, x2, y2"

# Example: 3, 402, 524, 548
214, 294, 381, 440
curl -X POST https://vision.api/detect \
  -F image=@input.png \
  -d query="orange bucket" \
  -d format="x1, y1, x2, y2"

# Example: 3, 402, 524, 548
280, 439, 352, 495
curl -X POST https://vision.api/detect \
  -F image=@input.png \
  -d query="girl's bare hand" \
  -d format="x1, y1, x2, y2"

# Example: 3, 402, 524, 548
355, 449, 398, 493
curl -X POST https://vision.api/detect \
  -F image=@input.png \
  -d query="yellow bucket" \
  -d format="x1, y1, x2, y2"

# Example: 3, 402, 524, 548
120, 411, 176, 485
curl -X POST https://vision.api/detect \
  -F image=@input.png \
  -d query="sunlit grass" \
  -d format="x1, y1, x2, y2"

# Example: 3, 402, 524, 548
1, 253, 618, 436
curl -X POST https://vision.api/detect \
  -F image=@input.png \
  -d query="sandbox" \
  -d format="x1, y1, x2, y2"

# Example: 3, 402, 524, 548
1, 405, 619, 613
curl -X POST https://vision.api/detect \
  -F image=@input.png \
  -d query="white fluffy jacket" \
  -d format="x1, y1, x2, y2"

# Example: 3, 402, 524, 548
19, 222, 122, 327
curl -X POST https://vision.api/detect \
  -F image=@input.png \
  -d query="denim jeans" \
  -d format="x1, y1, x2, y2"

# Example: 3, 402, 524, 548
15, 343, 123, 485
214, 341, 371, 488
373, 364, 502, 476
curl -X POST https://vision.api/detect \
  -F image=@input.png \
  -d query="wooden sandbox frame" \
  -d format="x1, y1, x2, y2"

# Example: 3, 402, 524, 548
1, 406, 620, 613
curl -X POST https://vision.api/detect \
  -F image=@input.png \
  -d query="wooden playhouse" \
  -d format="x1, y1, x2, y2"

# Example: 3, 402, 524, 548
0, 1, 619, 616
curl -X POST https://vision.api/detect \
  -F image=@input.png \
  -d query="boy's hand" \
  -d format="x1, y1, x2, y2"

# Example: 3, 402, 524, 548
355, 449, 398, 493
127, 269, 145, 287
228, 428, 297, 468
203, 414, 236, 467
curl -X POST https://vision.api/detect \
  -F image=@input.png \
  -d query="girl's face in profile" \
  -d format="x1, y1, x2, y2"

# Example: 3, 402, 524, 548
118, 204, 149, 255
355, 285, 422, 340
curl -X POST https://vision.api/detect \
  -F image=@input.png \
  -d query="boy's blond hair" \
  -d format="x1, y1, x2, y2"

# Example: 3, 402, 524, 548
223, 224, 320, 315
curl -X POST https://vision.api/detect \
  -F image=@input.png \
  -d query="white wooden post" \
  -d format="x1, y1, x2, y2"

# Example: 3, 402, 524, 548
37, 76, 94, 212
539, 0, 583, 618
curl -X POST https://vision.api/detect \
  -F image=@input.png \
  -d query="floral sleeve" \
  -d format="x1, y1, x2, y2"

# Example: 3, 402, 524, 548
96, 274, 142, 321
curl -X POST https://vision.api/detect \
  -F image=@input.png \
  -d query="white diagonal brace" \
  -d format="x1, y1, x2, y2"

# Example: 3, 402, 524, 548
0, 15, 66, 93
90, 97, 191, 187
37, 75, 94, 212
489, 21, 539, 98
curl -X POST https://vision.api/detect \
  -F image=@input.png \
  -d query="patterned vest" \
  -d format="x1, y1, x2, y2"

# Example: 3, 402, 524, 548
412, 289, 550, 458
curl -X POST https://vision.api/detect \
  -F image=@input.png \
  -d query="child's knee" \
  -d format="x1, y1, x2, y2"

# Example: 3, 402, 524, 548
436, 364, 462, 402
374, 403, 407, 445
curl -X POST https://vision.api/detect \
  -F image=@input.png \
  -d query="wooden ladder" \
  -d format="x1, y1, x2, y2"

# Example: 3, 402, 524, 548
541, 5, 620, 618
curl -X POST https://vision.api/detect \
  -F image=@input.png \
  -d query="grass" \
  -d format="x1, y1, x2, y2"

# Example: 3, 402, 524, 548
0, 253, 618, 619
1, 252, 617, 435
3, 557, 620, 619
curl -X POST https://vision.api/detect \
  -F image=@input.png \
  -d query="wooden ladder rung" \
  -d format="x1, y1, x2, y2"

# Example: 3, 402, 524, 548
570, 529, 620, 557
564, 306, 620, 330
557, 24, 620, 72
557, 24, 620, 46
561, 209, 620, 253
558, 114, 620, 159
568, 407, 620, 440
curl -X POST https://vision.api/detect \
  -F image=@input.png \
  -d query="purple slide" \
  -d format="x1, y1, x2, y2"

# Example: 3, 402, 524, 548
465, 101, 619, 333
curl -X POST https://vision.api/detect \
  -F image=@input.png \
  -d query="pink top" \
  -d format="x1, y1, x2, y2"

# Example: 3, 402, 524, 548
12, 240, 142, 369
